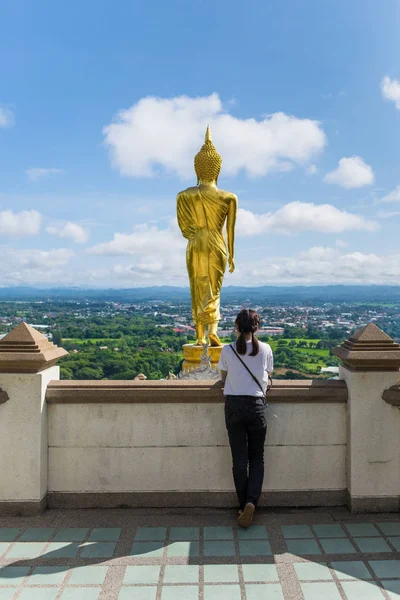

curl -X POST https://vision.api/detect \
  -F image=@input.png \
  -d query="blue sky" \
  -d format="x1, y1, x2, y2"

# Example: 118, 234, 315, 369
0, 0, 399, 287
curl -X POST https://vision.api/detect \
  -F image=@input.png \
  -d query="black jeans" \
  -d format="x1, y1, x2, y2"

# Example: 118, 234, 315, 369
225, 395, 267, 510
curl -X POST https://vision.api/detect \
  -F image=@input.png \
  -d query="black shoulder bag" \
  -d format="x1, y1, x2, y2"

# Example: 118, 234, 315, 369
229, 344, 272, 404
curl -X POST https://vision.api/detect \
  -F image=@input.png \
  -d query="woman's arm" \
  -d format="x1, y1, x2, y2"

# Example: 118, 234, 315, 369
220, 369, 227, 383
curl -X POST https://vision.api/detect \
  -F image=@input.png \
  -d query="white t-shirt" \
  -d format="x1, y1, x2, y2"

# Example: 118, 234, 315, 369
218, 340, 274, 397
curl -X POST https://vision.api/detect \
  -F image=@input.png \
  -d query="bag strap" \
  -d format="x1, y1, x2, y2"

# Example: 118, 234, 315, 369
229, 344, 266, 396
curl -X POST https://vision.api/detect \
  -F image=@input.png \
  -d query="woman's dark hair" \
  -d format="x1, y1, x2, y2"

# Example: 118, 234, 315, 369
235, 309, 261, 356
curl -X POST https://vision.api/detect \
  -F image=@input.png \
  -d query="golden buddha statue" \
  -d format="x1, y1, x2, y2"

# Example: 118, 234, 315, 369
177, 126, 238, 348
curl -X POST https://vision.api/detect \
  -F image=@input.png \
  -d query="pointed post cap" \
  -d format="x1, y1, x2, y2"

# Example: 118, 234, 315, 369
0, 322, 68, 373
332, 322, 400, 371
134, 373, 147, 381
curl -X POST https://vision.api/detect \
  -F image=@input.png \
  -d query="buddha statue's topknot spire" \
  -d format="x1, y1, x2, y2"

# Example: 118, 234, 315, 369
194, 125, 222, 184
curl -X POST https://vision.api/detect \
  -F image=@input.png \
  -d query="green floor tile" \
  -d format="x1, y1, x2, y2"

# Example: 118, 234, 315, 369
131, 542, 165, 558
204, 565, 239, 583
242, 564, 279, 582
161, 586, 199, 600
382, 580, 400, 600
369, 560, 400, 579
6, 542, 47, 559
204, 584, 242, 600
80, 542, 116, 558
61, 590, 100, 600
294, 562, 333, 581
88, 528, 121, 542
313, 525, 346, 538
166, 541, 199, 557
239, 540, 272, 556
237, 526, 269, 540
378, 523, 400, 536
119, 589, 156, 600
18, 590, 58, 600
286, 539, 321, 555
355, 537, 392, 553
0, 590, 14, 600
204, 540, 235, 557
0, 567, 30, 586
331, 561, 372, 580
319, 538, 356, 554
0, 545, 10, 558
346, 523, 380, 537
282, 525, 314, 538
123, 566, 161, 584
0, 529, 20, 542
389, 537, 400, 551
54, 529, 89, 542
246, 584, 284, 600
301, 582, 342, 600
341, 581, 385, 600
135, 527, 167, 541
204, 526, 234, 540
45, 543, 80, 558
29, 566, 70, 585
68, 566, 108, 585
170, 527, 199, 541
19, 528, 54, 542
163, 565, 199, 583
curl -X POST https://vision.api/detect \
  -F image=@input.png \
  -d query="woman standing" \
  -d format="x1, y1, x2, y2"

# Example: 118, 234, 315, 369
218, 309, 274, 528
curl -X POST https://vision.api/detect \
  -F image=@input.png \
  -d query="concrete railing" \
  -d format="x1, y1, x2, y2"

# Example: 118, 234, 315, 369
0, 322, 399, 515
45, 379, 348, 510
45, 378, 348, 404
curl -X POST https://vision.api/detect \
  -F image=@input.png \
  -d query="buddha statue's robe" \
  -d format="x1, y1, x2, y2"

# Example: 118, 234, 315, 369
177, 184, 236, 325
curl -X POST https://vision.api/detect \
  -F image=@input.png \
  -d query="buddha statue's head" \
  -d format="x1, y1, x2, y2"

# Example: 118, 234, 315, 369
194, 125, 222, 184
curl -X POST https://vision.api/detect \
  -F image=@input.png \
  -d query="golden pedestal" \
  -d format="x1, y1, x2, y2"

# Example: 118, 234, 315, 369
182, 343, 223, 373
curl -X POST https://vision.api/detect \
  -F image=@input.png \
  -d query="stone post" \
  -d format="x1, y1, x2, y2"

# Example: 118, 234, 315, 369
0, 323, 67, 515
333, 323, 400, 513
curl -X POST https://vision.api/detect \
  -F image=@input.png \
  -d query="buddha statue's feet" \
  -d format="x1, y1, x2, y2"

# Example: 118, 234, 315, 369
195, 338, 207, 346
209, 333, 222, 347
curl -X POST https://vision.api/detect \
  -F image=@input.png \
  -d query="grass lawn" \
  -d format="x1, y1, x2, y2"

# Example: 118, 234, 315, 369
63, 337, 121, 344
269, 338, 322, 350
304, 361, 326, 370
297, 348, 329, 356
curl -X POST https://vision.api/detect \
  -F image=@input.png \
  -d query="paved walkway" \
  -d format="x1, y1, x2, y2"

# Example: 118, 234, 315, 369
0, 508, 399, 599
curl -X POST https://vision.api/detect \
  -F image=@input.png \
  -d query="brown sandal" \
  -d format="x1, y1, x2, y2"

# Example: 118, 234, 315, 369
237, 503, 255, 529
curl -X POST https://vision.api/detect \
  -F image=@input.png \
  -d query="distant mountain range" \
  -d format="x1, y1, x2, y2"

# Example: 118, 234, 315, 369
0, 285, 400, 303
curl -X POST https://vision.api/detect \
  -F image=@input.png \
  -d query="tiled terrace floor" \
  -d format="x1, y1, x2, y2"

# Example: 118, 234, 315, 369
0, 509, 399, 599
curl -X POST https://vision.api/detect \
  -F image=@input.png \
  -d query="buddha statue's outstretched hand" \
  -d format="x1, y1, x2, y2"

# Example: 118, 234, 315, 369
228, 257, 235, 273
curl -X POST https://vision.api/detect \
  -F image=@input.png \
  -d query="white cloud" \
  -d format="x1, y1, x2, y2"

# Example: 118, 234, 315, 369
15, 248, 74, 269
112, 255, 186, 283
0, 106, 14, 128
95, 246, 400, 287
324, 156, 375, 189
2, 241, 400, 287
88, 220, 187, 283
381, 76, 400, 110
90, 203, 377, 260
228, 247, 400, 286
335, 239, 348, 248
47, 221, 89, 244
26, 168, 64, 182
83, 205, 378, 287
103, 94, 326, 179
0, 248, 74, 285
0, 210, 42, 237
236, 202, 378, 236
379, 185, 400, 204
88, 221, 185, 256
